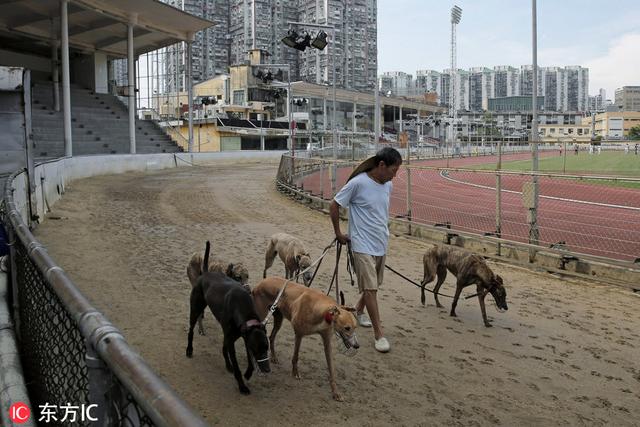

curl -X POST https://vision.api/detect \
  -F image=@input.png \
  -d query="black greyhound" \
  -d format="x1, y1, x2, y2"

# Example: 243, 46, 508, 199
186, 241, 270, 394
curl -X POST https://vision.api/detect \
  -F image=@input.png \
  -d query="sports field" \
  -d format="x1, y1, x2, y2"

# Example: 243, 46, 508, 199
473, 151, 640, 177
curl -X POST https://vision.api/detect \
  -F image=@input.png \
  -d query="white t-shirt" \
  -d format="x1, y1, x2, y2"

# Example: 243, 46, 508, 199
334, 172, 392, 256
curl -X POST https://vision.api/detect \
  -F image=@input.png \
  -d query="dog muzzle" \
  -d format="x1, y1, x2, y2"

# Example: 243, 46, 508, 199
251, 353, 271, 375
335, 331, 359, 357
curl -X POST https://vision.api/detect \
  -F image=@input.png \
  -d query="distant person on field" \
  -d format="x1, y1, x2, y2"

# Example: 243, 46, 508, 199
597, 145, 601, 155
625, 144, 629, 155
635, 143, 638, 155
574, 144, 579, 155
589, 144, 594, 155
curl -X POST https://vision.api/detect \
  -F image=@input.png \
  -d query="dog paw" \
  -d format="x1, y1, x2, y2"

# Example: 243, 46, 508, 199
244, 370, 253, 380
436, 303, 444, 309
186, 348, 193, 358
239, 385, 251, 395
450, 312, 457, 317
197, 330, 206, 336
484, 322, 493, 328
333, 392, 344, 402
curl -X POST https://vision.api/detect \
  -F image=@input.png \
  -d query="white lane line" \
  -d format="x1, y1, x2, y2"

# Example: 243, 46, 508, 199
439, 171, 640, 212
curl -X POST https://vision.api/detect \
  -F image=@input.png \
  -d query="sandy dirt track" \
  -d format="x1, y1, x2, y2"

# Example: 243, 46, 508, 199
35, 160, 640, 426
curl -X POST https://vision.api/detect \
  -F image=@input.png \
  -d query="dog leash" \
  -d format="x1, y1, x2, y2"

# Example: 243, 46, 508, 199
325, 241, 356, 303
384, 264, 456, 299
261, 278, 291, 326
296, 238, 338, 288
384, 263, 493, 301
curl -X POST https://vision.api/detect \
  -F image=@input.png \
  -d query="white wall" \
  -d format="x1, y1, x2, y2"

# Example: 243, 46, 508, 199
94, 52, 109, 94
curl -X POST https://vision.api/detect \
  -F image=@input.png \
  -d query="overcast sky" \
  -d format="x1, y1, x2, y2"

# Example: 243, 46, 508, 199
378, 0, 640, 98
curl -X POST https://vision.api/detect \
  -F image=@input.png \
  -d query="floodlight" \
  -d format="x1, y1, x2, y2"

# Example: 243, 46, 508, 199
311, 31, 328, 50
451, 5, 462, 24
294, 33, 312, 51
281, 30, 299, 48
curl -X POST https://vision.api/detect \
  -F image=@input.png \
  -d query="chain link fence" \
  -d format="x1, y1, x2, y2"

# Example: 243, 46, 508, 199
278, 148, 640, 263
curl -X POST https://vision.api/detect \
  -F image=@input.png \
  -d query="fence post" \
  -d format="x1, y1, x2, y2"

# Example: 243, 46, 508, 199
85, 340, 116, 426
319, 160, 324, 199
496, 141, 502, 256
406, 144, 412, 235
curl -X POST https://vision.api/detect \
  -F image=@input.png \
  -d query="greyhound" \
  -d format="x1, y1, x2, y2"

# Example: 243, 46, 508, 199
421, 245, 508, 327
252, 277, 359, 401
263, 233, 313, 286
186, 242, 270, 395
187, 243, 250, 335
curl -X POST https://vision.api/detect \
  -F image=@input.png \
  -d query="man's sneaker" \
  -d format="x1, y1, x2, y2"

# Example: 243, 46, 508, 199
357, 312, 372, 327
375, 337, 390, 353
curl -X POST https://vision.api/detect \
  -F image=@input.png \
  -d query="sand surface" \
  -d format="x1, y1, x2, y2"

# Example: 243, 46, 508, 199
34, 161, 640, 426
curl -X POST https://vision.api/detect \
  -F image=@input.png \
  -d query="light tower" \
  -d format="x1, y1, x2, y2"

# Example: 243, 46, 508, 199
449, 5, 462, 142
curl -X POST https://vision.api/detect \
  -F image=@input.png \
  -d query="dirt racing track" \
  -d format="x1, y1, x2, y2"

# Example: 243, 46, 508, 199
35, 160, 640, 426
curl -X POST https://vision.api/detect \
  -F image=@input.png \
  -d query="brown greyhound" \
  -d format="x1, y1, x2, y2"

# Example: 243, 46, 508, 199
252, 277, 359, 401
421, 245, 508, 327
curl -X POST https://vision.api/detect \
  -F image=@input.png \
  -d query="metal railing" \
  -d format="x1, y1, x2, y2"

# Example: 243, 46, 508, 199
277, 149, 640, 264
2, 169, 208, 426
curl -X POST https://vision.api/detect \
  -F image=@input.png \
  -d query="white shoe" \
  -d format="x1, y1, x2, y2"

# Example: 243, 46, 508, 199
356, 312, 372, 327
375, 337, 390, 353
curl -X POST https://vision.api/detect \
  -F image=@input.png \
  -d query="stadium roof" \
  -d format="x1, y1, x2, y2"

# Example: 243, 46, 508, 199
0, 0, 214, 58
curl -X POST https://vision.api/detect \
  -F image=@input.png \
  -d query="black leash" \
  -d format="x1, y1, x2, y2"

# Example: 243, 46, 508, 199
384, 264, 456, 299
305, 238, 337, 288
384, 263, 489, 300
325, 241, 356, 303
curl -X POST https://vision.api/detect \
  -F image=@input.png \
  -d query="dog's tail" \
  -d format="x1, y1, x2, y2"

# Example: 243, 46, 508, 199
203, 241, 210, 273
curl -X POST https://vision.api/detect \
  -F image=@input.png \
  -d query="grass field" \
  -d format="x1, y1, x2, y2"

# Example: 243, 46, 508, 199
472, 151, 640, 189
475, 151, 640, 176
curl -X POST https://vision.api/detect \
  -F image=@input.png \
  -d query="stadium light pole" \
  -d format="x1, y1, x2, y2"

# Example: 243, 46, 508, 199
284, 21, 337, 195
449, 5, 462, 163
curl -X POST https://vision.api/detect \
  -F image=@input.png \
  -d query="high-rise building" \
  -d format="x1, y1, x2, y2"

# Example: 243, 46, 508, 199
415, 70, 442, 103
563, 66, 589, 112
390, 64, 589, 113
614, 86, 640, 111
378, 71, 413, 95
159, 0, 376, 90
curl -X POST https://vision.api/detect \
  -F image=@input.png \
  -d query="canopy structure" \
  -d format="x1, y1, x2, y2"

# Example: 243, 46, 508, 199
0, 0, 213, 58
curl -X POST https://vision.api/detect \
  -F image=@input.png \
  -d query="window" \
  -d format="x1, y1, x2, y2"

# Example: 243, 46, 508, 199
550, 128, 556, 134
233, 90, 245, 105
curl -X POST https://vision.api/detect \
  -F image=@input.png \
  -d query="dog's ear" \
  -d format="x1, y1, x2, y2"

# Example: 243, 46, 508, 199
340, 305, 357, 313
226, 263, 234, 277
324, 306, 340, 324
295, 254, 301, 263
495, 275, 503, 285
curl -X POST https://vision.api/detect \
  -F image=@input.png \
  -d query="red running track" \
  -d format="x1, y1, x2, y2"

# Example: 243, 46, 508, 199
298, 152, 640, 261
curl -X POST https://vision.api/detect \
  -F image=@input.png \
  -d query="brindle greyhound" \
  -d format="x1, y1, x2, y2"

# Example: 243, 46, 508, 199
252, 277, 359, 401
186, 241, 270, 395
421, 245, 508, 327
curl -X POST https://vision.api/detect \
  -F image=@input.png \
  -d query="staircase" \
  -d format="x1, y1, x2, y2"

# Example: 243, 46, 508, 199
31, 82, 183, 159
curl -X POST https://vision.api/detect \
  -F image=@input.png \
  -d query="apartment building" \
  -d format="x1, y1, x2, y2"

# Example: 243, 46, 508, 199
122, 0, 377, 93
415, 70, 442, 103
614, 86, 640, 111
393, 64, 589, 113
379, 71, 413, 95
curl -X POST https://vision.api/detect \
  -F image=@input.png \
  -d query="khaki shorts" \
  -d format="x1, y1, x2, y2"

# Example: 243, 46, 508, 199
352, 252, 385, 292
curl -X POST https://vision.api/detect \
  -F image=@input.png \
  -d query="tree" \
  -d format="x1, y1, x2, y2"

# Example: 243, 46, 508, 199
629, 125, 640, 140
